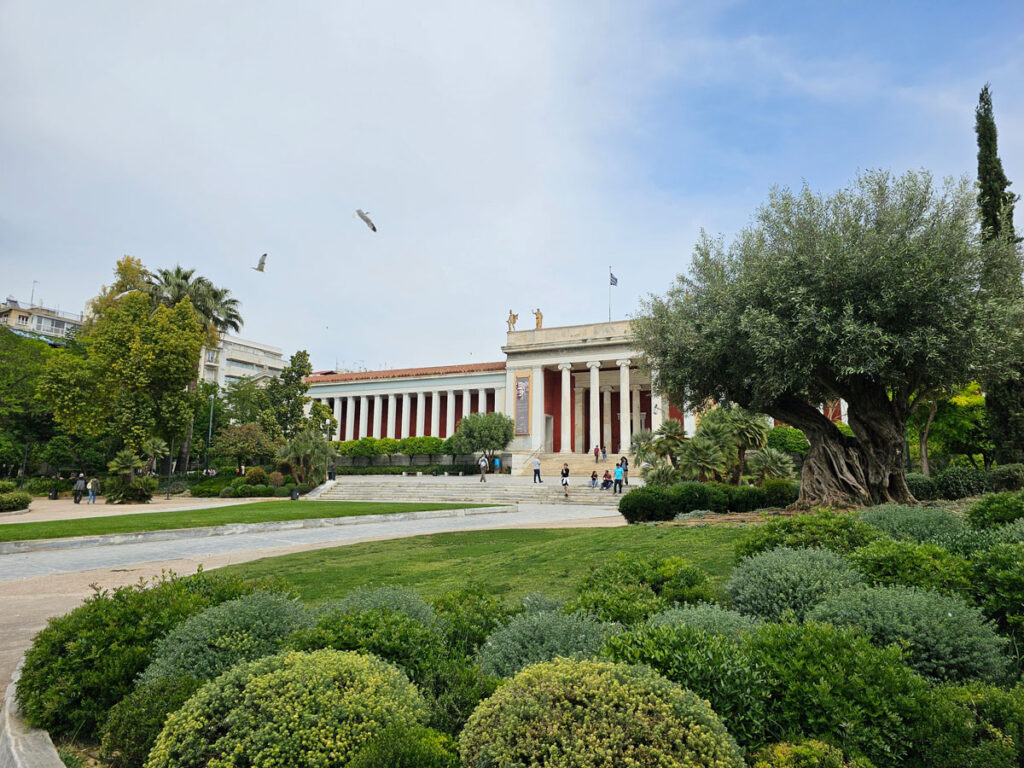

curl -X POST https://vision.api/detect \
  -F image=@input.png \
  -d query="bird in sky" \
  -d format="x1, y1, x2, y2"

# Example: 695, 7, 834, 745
356, 209, 377, 232
252, 253, 267, 272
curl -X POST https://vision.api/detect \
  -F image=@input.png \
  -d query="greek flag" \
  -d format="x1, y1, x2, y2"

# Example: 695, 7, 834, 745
609, 272, 618, 286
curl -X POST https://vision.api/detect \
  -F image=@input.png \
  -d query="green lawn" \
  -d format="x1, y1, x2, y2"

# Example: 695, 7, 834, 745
219, 524, 748, 603
0, 500, 491, 543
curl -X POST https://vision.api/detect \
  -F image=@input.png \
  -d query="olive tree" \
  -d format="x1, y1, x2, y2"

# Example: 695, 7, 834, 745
635, 170, 1024, 507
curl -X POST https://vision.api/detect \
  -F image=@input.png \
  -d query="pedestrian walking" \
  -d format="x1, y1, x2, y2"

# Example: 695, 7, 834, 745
601, 445, 607, 461
613, 462, 624, 494
533, 456, 542, 483
560, 463, 570, 497
86, 477, 99, 504
477, 455, 488, 482
620, 456, 629, 485
594, 445, 600, 463
72, 473, 86, 504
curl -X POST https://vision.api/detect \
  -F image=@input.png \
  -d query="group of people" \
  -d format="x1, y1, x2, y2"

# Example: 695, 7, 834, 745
71, 473, 100, 504
589, 456, 628, 493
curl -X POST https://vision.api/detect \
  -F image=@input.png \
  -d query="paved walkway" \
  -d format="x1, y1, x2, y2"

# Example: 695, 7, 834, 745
0, 500, 623, 702
0, 495, 248, 525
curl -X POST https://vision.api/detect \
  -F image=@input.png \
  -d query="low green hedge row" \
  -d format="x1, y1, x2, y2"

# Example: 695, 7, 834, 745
0, 490, 31, 512
618, 479, 799, 523
332, 464, 482, 476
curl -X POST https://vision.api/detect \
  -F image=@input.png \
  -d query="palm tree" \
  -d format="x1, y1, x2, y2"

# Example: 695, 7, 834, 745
141, 436, 169, 476
693, 418, 735, 482
108, 448, 145, 482
642, 460, 681, 488
630, 429, 658, 466
677, 434, 727, 483
654, 419, 687, 468
729, 408, 769, 484
277, 428, 338, 486
747, 447, 795, 484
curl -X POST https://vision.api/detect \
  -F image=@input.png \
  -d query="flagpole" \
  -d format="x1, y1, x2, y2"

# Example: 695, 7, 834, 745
608, 266, 612, 322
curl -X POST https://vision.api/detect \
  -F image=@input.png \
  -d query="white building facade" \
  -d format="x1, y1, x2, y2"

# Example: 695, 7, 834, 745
200, 335, 285, 387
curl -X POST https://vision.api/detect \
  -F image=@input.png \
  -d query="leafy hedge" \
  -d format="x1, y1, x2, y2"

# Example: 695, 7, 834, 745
334, 464, 480, 476
990, 463, 1024, 492
849, 538, 973, 596
647, 602, 760, 639
767, 425, 810, 455
476, 611, 613, 678
966, 492, 1024, 529
905, 472, 940, 501
618, 479, 798, 523
0, 490, 31, 512
0, 479, 18, 493
859, 503, 965, 544
936, 466, 992, 499
99, 676, 202, 768
735, 510, 879, 559
751, 740, 871, 768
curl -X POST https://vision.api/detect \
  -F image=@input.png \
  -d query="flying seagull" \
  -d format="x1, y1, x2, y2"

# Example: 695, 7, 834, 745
356, 209, 377, 232
251, 253, 267, 272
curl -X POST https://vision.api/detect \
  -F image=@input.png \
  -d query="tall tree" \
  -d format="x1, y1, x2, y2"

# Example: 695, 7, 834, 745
635, 170, 1024, 507
264, 351, 313, 439
976, 84, 1024, 464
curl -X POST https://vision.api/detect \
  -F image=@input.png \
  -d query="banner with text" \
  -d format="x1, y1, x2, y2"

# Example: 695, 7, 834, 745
514, 373, 531, 435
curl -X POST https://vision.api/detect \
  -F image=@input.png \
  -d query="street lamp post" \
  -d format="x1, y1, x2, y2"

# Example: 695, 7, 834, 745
206, 394, 215, 473
166, 437, 175, 500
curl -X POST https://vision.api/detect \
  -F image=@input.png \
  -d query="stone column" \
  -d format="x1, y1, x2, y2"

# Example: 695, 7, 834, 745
372, 395, 383, 438
333, 397, 342, 440
504, 369, 515, 416
446, 389, 456, 437
558, 363, 572, 453
684, 409, 697, 437
387, 394, 397, 438
358, 395, 369, 438
477, 387, 488, 415
650, 392, 665, 432
430, 391, 441, 437
587, 362, 601, 453
574, 386, 584, 453
303, 398, 313, 417
494, 386, 506, 415
401, 393, 411, 438
345, 396, 356, 441
415, 392, 426, 436
531, 365, 546, 451
462, 389, 472, 419
631, 385, 642, 435
617, 360, 632, 453
602, 386, 613, 452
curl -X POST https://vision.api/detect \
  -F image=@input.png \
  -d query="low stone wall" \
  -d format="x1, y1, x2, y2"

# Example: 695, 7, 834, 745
0, 664, 63, 768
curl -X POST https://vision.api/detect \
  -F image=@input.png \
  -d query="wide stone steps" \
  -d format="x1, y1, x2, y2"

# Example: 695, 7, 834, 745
514, 452, 636, 479
315, 477, 623, 507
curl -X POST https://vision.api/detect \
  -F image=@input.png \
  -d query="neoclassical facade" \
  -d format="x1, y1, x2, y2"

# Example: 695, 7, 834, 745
306, 320, 692, 455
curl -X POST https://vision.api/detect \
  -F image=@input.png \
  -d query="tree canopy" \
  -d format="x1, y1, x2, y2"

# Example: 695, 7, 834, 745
635, 169, 1024, 507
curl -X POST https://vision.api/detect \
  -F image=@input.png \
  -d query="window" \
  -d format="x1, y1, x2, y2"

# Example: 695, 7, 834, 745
16, 315, 28, 325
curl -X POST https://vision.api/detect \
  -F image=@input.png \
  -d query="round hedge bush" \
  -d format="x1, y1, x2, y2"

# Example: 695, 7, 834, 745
146, 650, 427, 768
647, 602, 760, 639
726, 547, 863, 621
139, 592, 310, 685
905, 472, 941, 501
849, 538, 972, 596
217, 486, 236, 498
476, 610, 612, 678
735, 510, 879, 559
937, 466, 991, 499
99, 675, 202, 768
330, 585, 436, 624
809, 585, 1007, 683
604, 623, 770, 748
990, 463, 1024, 492
859, 503, 965, 544
459, 658, 744, 768
0, 490, 32, 512
966, 492, 1024, 529
743, 621, 929, 768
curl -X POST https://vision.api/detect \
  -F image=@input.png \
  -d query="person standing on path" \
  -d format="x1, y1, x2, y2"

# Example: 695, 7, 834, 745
560, 463, 570, 497
533, 456, 542, 483
86, 477, 98, 504
620, 456, 629, 485
601, 445, 607, 461
73, 474, 86, 504
477, 455, 488, 482
613, 462, 624, 494
594, 445, 600, 463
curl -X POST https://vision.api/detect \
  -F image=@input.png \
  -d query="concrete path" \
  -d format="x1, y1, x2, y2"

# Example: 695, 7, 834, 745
0, 495, 248, 525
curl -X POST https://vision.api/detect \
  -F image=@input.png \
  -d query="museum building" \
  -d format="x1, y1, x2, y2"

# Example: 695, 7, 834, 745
305, 319, 692, 456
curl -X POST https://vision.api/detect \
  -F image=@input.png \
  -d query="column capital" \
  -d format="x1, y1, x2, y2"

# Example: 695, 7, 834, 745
557, 362, 573, 371
586, 361, 602, 370
600, 385, 613, 393
631, 383, 643, 391
573, 387, 584, 395
615, 359, 632, 368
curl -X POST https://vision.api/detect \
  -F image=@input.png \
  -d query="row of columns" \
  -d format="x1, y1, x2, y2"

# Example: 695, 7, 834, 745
322, 387, 500, 441
560, 359, 641, 454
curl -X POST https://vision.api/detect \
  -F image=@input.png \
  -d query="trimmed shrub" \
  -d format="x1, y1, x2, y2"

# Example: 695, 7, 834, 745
267, 470, 284, 487
243, 466, 267, 484
567, 553, 715, 624
431, 586, 515, 658
726, 483, 767, 513
331, 585, 435, 624
967, 491, 1024, 529
937, 466, 991, 499
146, 650, 427, 768
140, 592, 310, 685
727, 547, 863, 621
910, 682, 1024, 768
905, 472, 941, 501
809, 585, 1008, 683
217, 485, 236, 498
859, 503, 965, 543
459, 658, 744, 768
190, 475, 233, 497
993, 517, 1024, 545
762, 478, 800, 507
647, 602, 760, 639
849, 538, 972, 596
744, 621, 929, 768
0, 479, 17, 493
234, 482, 254, 497
0, 490, 31, 512
618, 486, 670, 522
99, 676, 202, 768
666, 481, 710, 512
477, 611, 612, 678
735, 510, 879, 559
751, 740, 871, 768
972, 543, 1024, 638
273, 485, 291, 497
991, 463, 1024, 492
347, 724, 458, 768
15, 570, 259, 740
767, 425, 810, 455
604, 623, 770, 747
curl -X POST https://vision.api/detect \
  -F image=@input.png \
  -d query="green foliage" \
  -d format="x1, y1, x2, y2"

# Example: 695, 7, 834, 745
262, 350, 313, 439
749, 447, 797, 483
619, 480, 796, 522
146, 650, 427, 768
0, 490, 31, 512
904, 472, 940, 500
218, 485, 235, 498
431, 586, 515, 658
0, 479, 17, 493
937, 465, 992, 499
642, 460, 683, 488
99, 676, 202, 768
347, 724, 458, 768
243, 465, 266, 484
751, 740, 870, 768
809, 585, 1008, 683
604, 623, 770, 748
477, 611, 612, 678
647, 602, 760, 639
967, 491, 1024, 528
276, 427, 337, 485
735, 510, 880, 559
849, 538, 972, 596
618, 485, 670, 522
971, 543, 1024, 638
459, 658, 744, 768
140, 592, 310, 685
762, 478, 800, 506
727, 547, 863, 621
15, 570, 259, 740
567, 553, 715, 623
107, 447, 145, 479
859, 503, 965, 543
744, 621, 929, 768
212, 422, 278, 470
448, 411, 514, 457
104, 476, 158, 504
767, 425, 810, 455
331, 585, 436, 624
991, 463, 1024, 491
267, 470, 283, 487
678, 433, 729, 482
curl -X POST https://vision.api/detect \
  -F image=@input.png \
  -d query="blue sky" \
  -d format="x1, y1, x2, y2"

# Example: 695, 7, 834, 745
1, 1, 1021, 371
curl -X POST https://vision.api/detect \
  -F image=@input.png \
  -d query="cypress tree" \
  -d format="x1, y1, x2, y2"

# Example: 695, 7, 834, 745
977, 84, 1024, 464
